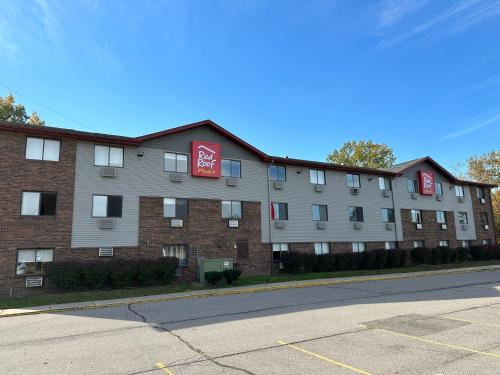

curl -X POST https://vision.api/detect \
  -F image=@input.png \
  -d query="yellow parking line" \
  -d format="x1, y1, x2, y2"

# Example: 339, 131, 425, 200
277, 340, 372, 375
156, 362, 174, 375
371, 328, 500, 359
441, 316, 500, 328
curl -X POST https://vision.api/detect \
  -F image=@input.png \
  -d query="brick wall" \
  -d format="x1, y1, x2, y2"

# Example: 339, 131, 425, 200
138, 197, 271, 280
469, 186, 497, 245
399, 209, 460, 249
0, 131, 76, 295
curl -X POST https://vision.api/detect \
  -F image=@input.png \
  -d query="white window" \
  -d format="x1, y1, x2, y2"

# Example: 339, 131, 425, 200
222, 201, 242, 219
462, 240, 471, 248
385, 241, 397, 250
352, 242, 365, 252
458, 211, 468, 224
413, 240, 425, 248
407, 179, 419, 193
16, 249, 53, 275
312, 204, 328, 221
163, 245, 188, 267
435, 182, 443, 196
476, 187, 485, 199
346, 173, 360, 188
95, 145, 124, 167
439, 240, 449, 247
482, 239, 491, 245
314, 242, 330, 255
163, 198, 188, 218
26, 137, 60, 161
164, 152, 188, 173
221, 159, 241, 178
455, 185, 464, 197
381, 208, 394, 223
411, 209, 422, 224
310, 170, 325, 185
92, 195, 123, 218
271, 202, 288, 220
272, 243, 289, 252
21, 192, 57, 216
269, 165, 286, 181
379, 177, 392, 190
436, 211, 446, 224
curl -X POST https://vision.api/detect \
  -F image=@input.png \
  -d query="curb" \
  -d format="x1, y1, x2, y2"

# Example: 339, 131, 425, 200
2, 264, 499, 318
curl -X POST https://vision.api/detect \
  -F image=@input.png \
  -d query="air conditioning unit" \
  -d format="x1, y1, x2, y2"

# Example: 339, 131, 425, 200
99, 247, 114, 257
170, 173, 183, 182
274, 220, 286, 229
436, 194, 443, 201
226, 178, 238, 187
25, 276, 43, 288
353, 222, 362, 230
382, 190, 391, 198
458, 196, 465, 203
170, 219, 183, 228
484, 225, 489, 230
480, 198, 485, 204
99, 219, 115, 229
228, 219, 239, 228
100, 167, 117, 178
461, 224, 469, 231
314, 184, 324, 192
350, 188, 359, 195
316, 221, 326, 229
411, 193, 418, 200
273, 181, 284, 190
416, 223, 423, 230
441, 224, 447, 230
385, 223, 394, 230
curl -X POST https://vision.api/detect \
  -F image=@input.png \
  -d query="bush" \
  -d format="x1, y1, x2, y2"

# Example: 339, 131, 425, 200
316, 254, 336, 272
156, 257, 179, 283
373, 250, 389, 269
223, 269, 242, 284
411, 247, 431, 264
349, 253, 364, 270
456, 247, 469, 263
81, 262, 109, 289
302, 254, 317, 273
205, 271, 224, 286
470, 246, 486, 261
431, 247, 442, 265
108, 259, 137, 288
387, 250, 406, 268
135, 259, 157, 286
45, 261, 82, 290
360, 251, 376, 270
439, 247, 453, 264
334, 253, 350, 271
281, 252, 305, 274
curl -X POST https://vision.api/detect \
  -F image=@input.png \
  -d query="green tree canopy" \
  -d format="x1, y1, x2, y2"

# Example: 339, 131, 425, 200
0, 94, 45, 126
327, 140, 396, 169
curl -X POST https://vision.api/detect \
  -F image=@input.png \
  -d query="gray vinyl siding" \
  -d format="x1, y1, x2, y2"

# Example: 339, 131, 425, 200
71, 142, 269, 248
267, 165, 398, 243
393, 162, 476, 241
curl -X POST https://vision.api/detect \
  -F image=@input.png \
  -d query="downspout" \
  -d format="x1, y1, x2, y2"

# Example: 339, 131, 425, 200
489, 187, 498, 244
266, 160, 274, 272
390, 176, 399, 245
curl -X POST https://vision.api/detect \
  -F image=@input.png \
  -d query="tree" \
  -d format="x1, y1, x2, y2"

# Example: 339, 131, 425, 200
0, 94, 45, 125
327, 140, 396, 168
463, 150, 500, 242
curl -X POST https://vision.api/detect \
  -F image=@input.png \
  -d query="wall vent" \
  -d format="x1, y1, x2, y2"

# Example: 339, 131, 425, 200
228, 219, 239, 228
170, 173, 183, 183
274, 220, 286, 229
484, 225, 489, 230
316, 221, 326, 229
385, 223, 394, 230
353, 222, 362, 230
458, 196, 465, 203
226, 178, 238, 187
170, 219, 183, 228
416, 223, 423, 230
350, 188, 359, 195
382, 190, 391, 198
99, 247, 114, 257
436, 194, 443, 201
273, 181, 284, 190
441, 224, 447, 230
99, 219, 115, 229
25, 276, 43, 288
314, 185, 324, 193
461, 224, 469, 231
480, 198, 485, 204
189, 245, 199, 257
100, 167, 117, 178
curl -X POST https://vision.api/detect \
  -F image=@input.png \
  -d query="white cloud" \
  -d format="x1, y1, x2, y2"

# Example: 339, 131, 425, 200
376, 0, 428, 29
441, 110, 500, 140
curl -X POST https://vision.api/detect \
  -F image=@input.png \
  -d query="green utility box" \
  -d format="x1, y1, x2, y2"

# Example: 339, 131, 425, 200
198, 258, 234, 284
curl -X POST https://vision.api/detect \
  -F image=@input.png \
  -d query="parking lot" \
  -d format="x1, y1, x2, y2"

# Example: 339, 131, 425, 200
1, 269, 500, 374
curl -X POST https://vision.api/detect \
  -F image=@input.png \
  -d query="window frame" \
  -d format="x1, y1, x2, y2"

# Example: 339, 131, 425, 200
309, 169, 326, 185
476, 187, 485, 199
458, 211, 468, 224
16, 249, 54, 275
413, 240, 425, 248
221, 159, 242, 178
407, 179, 419, 193
311, 204, 328, 221
480, 212, 489, 225
91, 195, 123, 218
435, 182, 443, 196
314, 242, 330, 255
439, 240, 449, 247
21, 191, 57, 216
221, 200, 242, 219
378, 176, 392, 191
381, 208, 395, 223
268, 165, 286, 182
94, 145, 124, 168
348, 206, 364, 222
164, 152, 189, 173
455, 185, 465, 197
163, 198, 189, 219
436, 210, 446, 224
25, 137, 61, 162
163, 244, 188, 267
346, 173, 361, 188
410, 209, 422, 224
352, 242, 365, 252
385, 241, 397, 250
271, 202, 288, 220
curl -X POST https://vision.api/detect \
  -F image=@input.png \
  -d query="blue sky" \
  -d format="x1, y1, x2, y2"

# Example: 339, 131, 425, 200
1, 0, 499, 170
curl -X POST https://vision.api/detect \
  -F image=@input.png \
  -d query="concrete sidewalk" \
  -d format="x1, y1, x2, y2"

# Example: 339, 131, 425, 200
2, 264, 500, 318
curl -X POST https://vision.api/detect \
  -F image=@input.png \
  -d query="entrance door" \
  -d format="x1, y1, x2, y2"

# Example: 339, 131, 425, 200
272, 243, 289, 274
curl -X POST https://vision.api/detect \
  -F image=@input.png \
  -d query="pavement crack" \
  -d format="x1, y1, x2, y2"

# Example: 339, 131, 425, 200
128, 304, 147, 323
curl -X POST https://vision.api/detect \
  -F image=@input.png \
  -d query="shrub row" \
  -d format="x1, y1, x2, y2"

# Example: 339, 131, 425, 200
205, 269, 242, 286
281, 249, 408, 274
411, 245, 500, 265
45, 257, 179, 291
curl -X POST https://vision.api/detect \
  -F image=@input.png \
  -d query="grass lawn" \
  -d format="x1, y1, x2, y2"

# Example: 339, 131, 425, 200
1, 259, 499, 310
